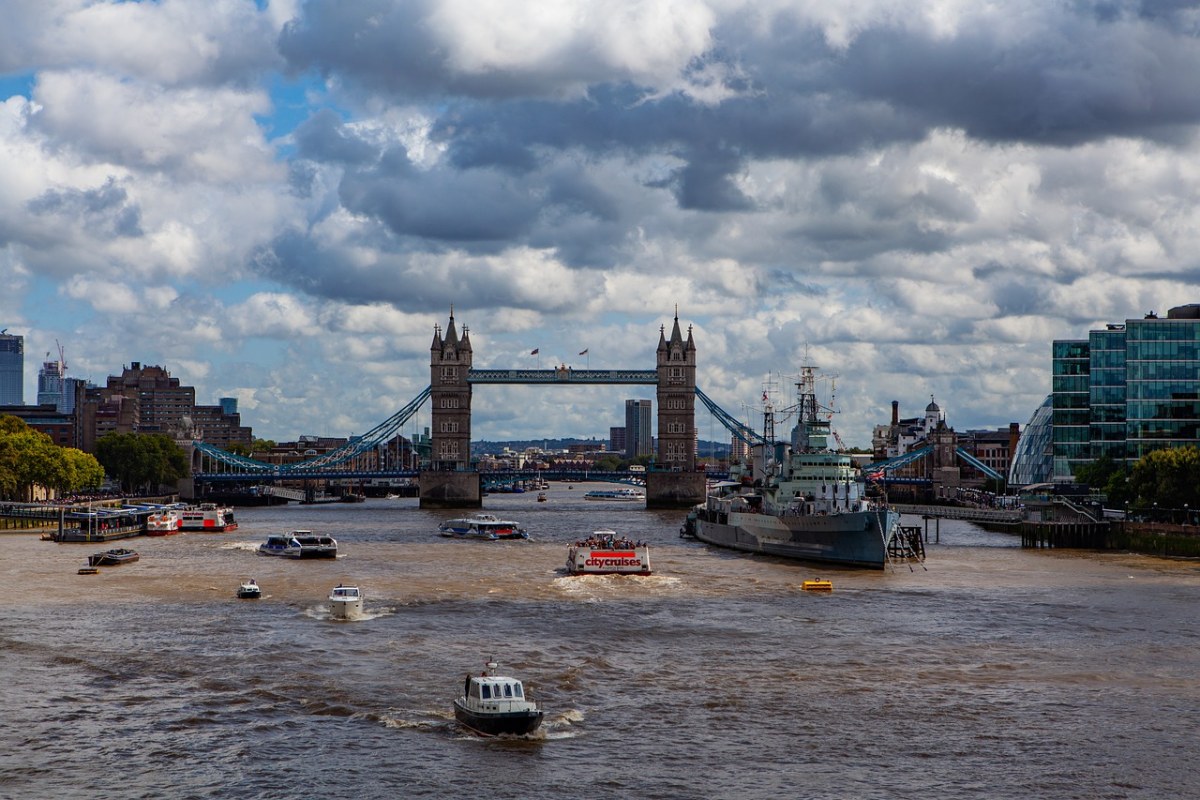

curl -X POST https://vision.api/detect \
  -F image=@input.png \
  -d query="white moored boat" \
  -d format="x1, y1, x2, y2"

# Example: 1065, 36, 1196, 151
179, 503, 238, 532
144, 509, 182, 536
566, 530, 652, 575
453, 661, 543, 737
328, 584, 363, 619
438, 514, 528, 540
582, 488, 645, 502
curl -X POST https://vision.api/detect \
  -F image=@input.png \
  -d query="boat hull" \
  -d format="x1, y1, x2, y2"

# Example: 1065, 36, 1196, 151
692, 507, 899, 569
453, 701, 543, 737
88, 549, 140, 567
237, 587, 261, 599
329, 599, 363, 619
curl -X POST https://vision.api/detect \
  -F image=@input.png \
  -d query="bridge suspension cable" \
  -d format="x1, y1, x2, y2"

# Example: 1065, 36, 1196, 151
193, 386, 432, 473
694, 387, 769, 447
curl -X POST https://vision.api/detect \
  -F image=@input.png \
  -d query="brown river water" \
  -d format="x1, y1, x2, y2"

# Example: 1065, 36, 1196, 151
3, 483, 1199, 799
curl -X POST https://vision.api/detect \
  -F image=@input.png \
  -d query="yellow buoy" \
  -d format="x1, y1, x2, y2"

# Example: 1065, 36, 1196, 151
801, 579, 833, 592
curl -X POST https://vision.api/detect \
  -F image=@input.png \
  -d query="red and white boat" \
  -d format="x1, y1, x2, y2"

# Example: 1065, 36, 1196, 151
179, 503, 238, 532
566, 530, 652, 575
144, 509, 182, 536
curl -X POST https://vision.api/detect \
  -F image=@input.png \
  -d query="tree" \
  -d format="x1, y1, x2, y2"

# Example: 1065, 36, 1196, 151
1128, 445, 1200, 513
0, 415, 108, 501
95, 433, 191, 494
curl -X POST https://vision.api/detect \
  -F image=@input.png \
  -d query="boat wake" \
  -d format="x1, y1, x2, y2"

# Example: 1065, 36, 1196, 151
219, 541, 262, 553
551, 574, 682, 598
302, 605, 396, 622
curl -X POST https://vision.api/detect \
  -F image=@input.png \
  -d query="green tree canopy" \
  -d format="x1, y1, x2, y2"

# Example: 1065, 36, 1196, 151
95, 433, 191, 495
1128, 445, 1200, 512
0, 415, 106, 500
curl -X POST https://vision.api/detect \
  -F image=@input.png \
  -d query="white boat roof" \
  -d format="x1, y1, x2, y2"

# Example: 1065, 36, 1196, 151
330, 585, 360, 597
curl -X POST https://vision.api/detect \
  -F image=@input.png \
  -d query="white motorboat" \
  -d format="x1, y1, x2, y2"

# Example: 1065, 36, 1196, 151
236, 579, 261, 599
453, 660, 543, 737
328, 584, 363, 619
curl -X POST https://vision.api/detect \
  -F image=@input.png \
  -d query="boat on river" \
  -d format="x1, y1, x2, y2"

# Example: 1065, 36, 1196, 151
453, 661, 543, 737
681, 365, 901, 569
438, 514, 528, 540
258, 531, 339, 559
583, 488, 645, 502
236, 579, 261, 599
328, 584, 363, 619
566, 530, 652, 575
179, 503, 238, 532
88, 548, 140, 567
145, 509, 182, 536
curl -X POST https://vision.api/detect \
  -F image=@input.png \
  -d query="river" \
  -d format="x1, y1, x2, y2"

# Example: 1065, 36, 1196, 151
3, 483, 1198, 799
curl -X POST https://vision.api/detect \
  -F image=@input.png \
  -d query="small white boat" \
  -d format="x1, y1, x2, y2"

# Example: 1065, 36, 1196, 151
236, 579, 261, 599
438, 514, 528, 540
328, 584, 363, 619
583, 488, 645, 502
566, 530, 652, 575
454, 660, 543, 737
178, 503, 238, 532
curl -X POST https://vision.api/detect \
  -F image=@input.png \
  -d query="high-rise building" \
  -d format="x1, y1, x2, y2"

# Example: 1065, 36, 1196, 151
37, 356, 67, 409
1051, 303, 1200, 480
609, 426, 626, 455
624, 399, 652, 458
0, 331, 24, 405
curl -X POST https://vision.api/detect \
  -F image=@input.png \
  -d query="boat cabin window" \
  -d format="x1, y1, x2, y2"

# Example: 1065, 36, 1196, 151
503, 684, 513, 698
481, 684, 492, 699
513, 684, 523, 698
469, 683, 481, 699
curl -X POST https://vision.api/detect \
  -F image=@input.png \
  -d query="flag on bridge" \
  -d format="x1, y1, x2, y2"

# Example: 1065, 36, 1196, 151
579, 348, 588, 355
530, 348, 539, 355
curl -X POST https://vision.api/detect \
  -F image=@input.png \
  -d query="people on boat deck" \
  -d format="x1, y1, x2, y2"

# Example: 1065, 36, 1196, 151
572, 533, 645, 549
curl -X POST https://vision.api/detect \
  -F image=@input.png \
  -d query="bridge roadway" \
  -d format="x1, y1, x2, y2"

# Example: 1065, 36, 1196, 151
467, 369, 657, 384
194, 468, 731, 484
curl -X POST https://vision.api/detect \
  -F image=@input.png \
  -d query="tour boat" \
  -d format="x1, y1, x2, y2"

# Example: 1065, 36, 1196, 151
566, 530, 652, 575
438, 514, 528, 541
236, 579, 262, 599
453, 661, 543, 737
179, 503, 238, 532
258, 531, 338, 559
144, 509, 182, 535
88, 548, 140, 567
583, 488, 646, 502
328, 584, 363, 619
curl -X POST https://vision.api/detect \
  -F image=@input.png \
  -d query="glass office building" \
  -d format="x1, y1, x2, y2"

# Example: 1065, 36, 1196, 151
1009, 395, 1053, 488
0, 332, 23, 405
1051, 304, 1200, 481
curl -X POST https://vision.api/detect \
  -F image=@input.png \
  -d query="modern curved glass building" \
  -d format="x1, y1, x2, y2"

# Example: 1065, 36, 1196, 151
1009, 395, 1053, 488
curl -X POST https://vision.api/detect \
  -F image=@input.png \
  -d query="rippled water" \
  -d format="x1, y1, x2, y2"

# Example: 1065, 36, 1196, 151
4, 484, 1200, 799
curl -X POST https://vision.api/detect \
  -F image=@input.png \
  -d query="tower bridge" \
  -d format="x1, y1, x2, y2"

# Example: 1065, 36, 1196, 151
191, 311, 733, 508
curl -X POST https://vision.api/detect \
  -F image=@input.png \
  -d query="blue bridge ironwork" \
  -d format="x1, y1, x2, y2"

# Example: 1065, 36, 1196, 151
192, 380, 750, 484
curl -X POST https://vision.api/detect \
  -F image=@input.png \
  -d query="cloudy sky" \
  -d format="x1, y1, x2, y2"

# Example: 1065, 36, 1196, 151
3, 0, 1199, 449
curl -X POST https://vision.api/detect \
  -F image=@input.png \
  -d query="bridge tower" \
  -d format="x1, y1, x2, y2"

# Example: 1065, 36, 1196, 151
646, 312, 706, 507
421, 311, 481, 507
656, 313, 697, 471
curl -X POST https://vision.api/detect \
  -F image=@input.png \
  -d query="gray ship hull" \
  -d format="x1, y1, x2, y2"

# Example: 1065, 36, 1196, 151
691, 507, 900, 569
